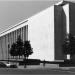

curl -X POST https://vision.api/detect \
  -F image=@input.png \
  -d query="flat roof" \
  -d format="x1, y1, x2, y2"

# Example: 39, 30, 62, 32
0, 20, 28, 36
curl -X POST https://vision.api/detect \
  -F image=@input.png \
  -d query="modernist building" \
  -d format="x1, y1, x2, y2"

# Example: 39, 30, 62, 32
0, 1, 74, 61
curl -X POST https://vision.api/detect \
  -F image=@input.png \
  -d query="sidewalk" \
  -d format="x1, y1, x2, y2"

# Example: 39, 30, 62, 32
18, 63, 59, 69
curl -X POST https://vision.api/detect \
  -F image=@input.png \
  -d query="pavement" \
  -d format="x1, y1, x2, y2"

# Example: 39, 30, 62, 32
0, 68, 72, 74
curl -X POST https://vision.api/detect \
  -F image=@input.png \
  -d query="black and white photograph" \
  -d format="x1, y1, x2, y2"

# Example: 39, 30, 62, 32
0, 0, 75, 74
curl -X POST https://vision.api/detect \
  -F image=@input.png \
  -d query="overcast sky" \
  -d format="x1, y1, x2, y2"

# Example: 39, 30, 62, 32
0, 0, 74, 33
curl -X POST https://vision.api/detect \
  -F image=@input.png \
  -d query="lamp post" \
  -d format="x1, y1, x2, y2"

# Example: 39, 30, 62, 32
8, 43, 10, 64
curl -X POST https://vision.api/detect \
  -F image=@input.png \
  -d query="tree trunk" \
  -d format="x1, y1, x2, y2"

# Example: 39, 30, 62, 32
70, 54, 75, 62
19, 56, 20, 59
13, 56, 14, 59
24, 56, 26, 68
15, 56, 18, 66
27, 57, 28, 59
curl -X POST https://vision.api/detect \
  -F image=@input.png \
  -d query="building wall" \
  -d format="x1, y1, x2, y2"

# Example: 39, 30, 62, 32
28, 5, 66, 61
63, 4, 69, 34
69, 2, 75, 60
0, 25, 28, 60
69, 2, 75, 35
28, 6, 54, 61
54, 5, 66, 60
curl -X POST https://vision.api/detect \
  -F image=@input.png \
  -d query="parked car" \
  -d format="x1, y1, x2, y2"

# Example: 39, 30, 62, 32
5, 63, 17, 68
9, 64, 17, 68
0, 62, 7, 68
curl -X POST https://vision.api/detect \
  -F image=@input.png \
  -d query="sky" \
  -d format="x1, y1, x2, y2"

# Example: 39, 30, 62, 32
0, 0, 74, 33
0, 0, 61, 33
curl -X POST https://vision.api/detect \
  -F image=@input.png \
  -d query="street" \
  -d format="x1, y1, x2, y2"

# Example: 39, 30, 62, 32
0, 67, 74, 74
